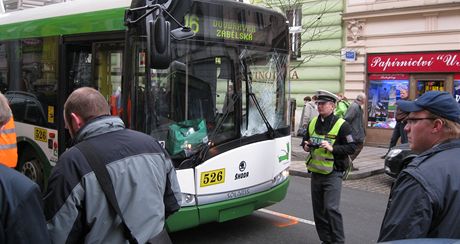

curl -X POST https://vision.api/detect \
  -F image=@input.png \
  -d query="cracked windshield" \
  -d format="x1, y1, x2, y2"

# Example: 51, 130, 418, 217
139, 45, 288, 164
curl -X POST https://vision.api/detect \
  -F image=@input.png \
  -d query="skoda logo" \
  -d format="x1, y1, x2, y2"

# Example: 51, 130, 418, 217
239, 161, 246, 172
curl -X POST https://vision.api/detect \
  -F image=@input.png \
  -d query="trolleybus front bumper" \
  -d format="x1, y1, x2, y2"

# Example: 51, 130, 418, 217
166, 177, 290, 232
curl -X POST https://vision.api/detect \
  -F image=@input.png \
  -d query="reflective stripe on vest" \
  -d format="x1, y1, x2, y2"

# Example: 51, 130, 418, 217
306, 116, 345, 174
0, 117, 18, 168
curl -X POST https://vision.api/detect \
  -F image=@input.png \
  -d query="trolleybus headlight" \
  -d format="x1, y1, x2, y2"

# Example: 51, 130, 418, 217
181, 193, 196, 207
273, 168, 289, 186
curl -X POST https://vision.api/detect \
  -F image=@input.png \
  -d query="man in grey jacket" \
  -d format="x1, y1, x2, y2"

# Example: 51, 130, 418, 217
344, 93, 366, 170
379, 91, 460, 241
298, 96, 318, 136
44, 87, 181, 243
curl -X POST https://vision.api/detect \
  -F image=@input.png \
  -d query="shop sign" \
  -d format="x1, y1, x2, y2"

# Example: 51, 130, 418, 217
367, 51, 460, 73
368, 74, 409, 80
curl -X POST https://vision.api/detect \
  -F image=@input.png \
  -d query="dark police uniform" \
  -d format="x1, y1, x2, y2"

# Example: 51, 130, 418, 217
301, 90, 356, 244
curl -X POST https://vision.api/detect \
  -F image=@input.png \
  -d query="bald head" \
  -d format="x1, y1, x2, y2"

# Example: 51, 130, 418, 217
0, 92, 12, 127
64, 87, 110, 125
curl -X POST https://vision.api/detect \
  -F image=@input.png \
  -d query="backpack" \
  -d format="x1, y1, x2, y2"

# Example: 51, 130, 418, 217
335, 100, 350, 118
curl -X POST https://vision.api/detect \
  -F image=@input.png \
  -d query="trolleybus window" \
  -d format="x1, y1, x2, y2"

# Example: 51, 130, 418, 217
1, 37, 59, 128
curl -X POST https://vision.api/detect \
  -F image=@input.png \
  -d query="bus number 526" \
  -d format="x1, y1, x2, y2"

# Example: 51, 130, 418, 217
200, 169, 225, 187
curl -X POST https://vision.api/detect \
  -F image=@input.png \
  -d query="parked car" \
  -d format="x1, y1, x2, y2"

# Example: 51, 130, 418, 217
384, 143, 417, 178
380, 238, 460, 244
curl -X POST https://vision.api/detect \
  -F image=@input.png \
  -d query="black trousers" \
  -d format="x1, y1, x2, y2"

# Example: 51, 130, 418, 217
311, 171, 345, 244
389, 121, 408, 148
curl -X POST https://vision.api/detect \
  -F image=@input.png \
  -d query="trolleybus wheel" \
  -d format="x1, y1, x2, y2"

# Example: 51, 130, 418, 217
18, 148, 44, 190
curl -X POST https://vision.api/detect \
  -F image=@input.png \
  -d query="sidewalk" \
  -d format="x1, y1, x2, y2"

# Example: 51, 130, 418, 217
290, 136, 388, 180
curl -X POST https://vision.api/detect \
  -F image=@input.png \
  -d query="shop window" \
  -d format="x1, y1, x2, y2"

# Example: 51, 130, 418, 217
286, 7, 302, 59
454, 75, 460, 103
367, 75, 409, 129
416, 80, 445, 97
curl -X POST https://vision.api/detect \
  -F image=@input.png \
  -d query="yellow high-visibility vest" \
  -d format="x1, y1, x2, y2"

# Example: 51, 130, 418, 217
306, 116, 345, 174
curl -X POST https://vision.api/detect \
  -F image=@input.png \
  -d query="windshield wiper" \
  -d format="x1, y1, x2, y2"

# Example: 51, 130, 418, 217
177, 92, 239, 169
241, 59, 275, 139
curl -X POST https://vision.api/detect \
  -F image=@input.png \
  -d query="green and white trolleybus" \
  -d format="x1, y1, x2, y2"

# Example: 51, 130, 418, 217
0, 0, 291, 231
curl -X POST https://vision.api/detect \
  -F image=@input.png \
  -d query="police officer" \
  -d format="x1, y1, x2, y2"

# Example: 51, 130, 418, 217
302, 90, 356, 244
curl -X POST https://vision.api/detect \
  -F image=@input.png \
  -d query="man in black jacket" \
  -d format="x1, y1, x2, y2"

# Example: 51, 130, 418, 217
0, 164, 50, 244
44, 87, 181, 243
381, 86, 409, 158
379, 91, 460, 241
302, 90, 356, 244
0, 92, 50, 244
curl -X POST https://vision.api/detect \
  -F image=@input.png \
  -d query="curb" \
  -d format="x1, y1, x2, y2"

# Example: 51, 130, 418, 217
345, 168, 385, 180
289, 168, 385, 180
289, 169, 311, 178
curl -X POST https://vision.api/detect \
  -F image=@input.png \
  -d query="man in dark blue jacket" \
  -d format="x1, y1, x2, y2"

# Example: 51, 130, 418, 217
0, 92, 50, 243
0, 164, 50, 244
44, 87, 181, 243
379, 91, 460, 241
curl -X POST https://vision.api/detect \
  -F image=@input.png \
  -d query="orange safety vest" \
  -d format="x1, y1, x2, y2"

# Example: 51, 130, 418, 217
0, 117, 18, 168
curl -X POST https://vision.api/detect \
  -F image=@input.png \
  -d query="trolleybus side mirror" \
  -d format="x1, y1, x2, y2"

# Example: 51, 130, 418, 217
170, 26, 195, 41
147, 8, 195, 69
149, 15, 171, 69
171, 60, 186, 71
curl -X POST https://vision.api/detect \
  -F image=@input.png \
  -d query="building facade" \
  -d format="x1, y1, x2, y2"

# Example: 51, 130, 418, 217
343, 0, 460, 146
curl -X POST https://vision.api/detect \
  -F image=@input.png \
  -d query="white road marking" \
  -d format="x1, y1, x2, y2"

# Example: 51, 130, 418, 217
258, 208, 316, 226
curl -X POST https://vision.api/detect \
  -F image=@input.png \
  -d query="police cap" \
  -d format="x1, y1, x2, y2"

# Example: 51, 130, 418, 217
315, 90, 338, 103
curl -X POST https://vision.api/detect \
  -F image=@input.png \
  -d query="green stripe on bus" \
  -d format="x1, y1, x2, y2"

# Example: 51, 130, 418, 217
0, 8, 126, 41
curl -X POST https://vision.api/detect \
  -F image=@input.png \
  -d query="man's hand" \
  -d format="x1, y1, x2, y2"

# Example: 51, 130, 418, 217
320, 141, 333, 152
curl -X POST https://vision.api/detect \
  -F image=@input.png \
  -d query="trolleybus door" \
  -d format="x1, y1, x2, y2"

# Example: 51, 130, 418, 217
61, 39, 124, 151
93, 42, 124, 116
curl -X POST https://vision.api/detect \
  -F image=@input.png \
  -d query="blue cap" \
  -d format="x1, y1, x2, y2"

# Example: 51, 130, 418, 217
396, 91, 460, 124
